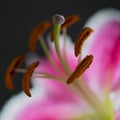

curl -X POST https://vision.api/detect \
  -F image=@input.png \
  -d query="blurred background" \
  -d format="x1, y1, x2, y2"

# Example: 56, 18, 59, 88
0, 0, 120, 110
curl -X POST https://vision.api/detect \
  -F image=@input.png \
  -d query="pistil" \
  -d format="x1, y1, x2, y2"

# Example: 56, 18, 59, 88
52, 14, 71, 75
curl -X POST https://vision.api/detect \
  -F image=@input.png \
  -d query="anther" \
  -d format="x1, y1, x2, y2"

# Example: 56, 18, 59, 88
29, 21, 51, 52
22, 61, 39, 97
61, 15, 80, 30
50, 30, 54, 42
52, 14, 65, 25
67, 55, 93, 84
5, 55, 25, 90
74, 27, 93, 57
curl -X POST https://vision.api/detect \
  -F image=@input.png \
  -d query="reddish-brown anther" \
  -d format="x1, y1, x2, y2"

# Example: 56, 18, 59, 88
61, 15, 80, 30
29, 21, 51, 52
50, 29, 54, 42
5, 55, 25, 90
74, 27, 93, 57
67, 55, 93, 84
22, 61, 39, 97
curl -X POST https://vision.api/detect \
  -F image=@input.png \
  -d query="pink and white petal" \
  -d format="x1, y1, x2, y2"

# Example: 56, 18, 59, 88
32, 77, 80, 101
0, 78, 84, 120
81, 8, 120, 91
0, 85, 45, 120
15, 76, 92, 120
14, 85, 83, 120
15, 102, 81, 120
82, 8, 120, 57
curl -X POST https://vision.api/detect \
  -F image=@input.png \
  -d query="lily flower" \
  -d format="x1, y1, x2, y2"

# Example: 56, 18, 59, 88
0, 8, 120, 120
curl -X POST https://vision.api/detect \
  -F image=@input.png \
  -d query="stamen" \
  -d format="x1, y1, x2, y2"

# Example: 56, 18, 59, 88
5, 55, 25, 90
32, 74, 64, 81
67, 55, 93, 84
74, 27, 93, 57
14, 68, 65, 82
63, 28, 68, 65
29, 21, 51, 52
22, 61, 39, 97
15, 68, 26, 73
61, 15, 80, 30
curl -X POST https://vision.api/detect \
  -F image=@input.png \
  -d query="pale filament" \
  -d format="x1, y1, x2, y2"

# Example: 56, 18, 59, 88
15, 68, 66, 81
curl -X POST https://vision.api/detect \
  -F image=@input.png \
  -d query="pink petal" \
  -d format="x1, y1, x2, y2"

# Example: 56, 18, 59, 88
0, 86, 45, 120
15, 88, 81, 120
82, 8, 120, 91
16, 103, 80, 120
0, 79, 83, 120
116, 110, 120, 120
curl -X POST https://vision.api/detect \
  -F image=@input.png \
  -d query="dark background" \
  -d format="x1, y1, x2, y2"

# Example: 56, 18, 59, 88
0, 0, 120, 110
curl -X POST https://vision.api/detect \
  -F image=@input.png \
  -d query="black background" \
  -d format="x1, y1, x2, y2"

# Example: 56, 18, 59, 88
0, 0, 120, 110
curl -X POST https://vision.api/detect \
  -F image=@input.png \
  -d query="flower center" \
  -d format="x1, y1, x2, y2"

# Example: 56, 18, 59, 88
5, 14, 115, 120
